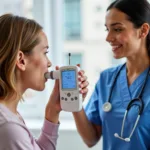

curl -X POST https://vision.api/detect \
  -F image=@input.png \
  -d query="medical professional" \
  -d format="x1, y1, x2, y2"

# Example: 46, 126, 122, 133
72, 0, 150, 150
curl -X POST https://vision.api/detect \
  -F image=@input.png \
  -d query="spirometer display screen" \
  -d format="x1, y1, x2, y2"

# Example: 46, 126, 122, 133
61, 70, 76, 89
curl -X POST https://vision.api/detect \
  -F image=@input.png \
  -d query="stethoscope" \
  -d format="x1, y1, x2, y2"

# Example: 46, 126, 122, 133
102, 64, 150, 142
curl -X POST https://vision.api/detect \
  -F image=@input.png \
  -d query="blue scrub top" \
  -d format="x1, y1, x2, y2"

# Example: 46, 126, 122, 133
85, 64, 150, 150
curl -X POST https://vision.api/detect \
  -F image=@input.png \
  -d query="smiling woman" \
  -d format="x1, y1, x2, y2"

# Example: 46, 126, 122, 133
105, 8, 146, 60
0, 14, 89, 150
72, 0, 150, 150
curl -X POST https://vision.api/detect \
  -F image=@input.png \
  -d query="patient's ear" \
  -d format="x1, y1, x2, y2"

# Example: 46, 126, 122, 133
16, 51, 26, 71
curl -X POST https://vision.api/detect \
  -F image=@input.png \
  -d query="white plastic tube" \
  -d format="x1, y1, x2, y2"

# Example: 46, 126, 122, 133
44, 70, 59, 79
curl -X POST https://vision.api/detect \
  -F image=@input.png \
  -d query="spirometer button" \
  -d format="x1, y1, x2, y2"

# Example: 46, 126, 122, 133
75, 97, 78, 100
67, 93, 71, 97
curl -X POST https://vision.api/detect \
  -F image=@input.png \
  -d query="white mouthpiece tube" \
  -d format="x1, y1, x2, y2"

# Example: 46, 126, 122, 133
44, 70, 59, 80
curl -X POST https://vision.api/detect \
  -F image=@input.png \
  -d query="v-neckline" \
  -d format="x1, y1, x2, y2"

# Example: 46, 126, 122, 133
119, 65, 149, 105
128, 67, 149, 97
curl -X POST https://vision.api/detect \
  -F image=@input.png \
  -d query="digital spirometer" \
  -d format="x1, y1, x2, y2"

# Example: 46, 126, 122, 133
45, 53, 82, 112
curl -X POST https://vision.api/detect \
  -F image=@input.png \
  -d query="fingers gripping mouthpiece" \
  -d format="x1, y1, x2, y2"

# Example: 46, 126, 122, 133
45, 70, 59, 80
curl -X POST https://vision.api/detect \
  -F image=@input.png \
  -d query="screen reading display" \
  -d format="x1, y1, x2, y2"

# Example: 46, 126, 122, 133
61, 70, 76, 89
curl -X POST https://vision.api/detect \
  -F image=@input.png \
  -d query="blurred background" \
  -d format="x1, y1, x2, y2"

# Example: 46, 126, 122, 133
0, 0, 141, 149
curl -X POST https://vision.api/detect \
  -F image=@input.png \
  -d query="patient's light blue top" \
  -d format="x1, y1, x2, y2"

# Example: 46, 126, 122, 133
85, 64, 150, 150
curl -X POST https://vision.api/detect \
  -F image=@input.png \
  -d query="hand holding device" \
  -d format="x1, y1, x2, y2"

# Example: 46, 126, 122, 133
45, 54, 82, 112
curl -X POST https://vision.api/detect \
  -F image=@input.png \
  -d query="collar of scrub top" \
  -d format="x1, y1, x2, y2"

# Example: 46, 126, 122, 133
102, 63, 150, 142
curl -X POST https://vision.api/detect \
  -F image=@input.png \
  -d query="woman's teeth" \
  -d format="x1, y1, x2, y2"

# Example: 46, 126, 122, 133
112, 45, 122, 51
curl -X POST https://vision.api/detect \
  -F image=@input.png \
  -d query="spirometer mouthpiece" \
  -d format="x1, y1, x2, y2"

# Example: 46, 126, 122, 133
44, 70, 59, 80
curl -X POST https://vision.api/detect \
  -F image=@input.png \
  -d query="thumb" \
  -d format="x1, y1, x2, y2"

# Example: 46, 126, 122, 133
77, 64, 80, 67
53, 66, 59, 90
55, 66, 59, 70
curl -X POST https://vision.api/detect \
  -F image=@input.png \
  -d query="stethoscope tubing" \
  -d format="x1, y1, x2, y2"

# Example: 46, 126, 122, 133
102, 64, 150, 142
105, 63, 149, 114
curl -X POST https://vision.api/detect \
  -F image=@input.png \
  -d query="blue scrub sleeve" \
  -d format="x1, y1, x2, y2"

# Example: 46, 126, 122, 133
85, 80, 102, 126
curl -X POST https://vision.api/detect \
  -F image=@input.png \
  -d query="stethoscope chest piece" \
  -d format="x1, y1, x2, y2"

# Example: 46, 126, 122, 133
103, 102, 112, 112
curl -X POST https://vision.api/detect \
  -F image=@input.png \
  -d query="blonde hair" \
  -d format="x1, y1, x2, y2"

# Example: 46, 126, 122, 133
0, 14, 43, 100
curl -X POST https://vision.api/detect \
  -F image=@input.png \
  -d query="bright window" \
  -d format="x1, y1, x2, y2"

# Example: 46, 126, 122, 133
64, 0, 81, 40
